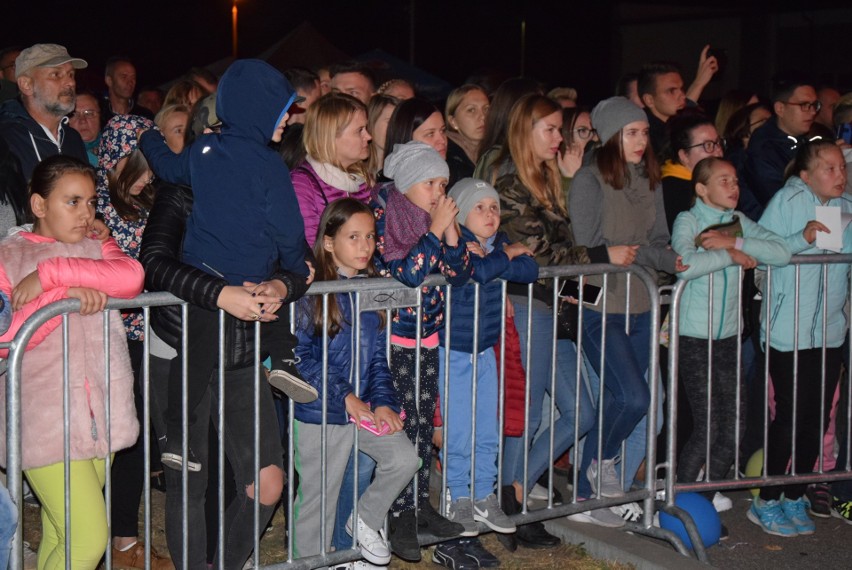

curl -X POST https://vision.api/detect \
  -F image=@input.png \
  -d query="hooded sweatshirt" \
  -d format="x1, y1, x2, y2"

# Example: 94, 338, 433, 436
140, 59, 307, 285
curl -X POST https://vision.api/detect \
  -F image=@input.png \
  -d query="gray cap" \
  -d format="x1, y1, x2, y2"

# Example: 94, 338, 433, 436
448, 178, 499, 225
383, 141, 449, 193
15, 44, 87, 78
590, 96, 646, 144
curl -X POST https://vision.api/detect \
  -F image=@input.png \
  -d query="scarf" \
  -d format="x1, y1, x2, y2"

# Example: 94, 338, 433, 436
382, 186, 432, 261
306, 156, 365, 194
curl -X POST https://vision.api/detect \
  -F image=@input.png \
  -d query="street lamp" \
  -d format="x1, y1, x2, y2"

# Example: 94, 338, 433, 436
232, 0, 238, 59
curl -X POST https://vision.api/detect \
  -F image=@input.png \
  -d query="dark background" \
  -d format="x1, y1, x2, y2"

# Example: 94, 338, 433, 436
5, 1, 852, 104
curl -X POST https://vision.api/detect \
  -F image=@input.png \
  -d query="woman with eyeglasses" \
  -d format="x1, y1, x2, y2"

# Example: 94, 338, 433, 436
558, 107, 598, 206
661, 113, 725, 233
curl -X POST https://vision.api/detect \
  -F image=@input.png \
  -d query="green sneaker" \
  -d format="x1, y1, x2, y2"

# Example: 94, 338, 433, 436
831, 496, 852, 525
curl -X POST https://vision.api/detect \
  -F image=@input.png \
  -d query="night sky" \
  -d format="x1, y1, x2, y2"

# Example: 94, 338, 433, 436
5, 1, 851, 103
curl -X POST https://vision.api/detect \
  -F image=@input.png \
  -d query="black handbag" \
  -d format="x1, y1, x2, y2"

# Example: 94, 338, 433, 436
556, 299, 579, 342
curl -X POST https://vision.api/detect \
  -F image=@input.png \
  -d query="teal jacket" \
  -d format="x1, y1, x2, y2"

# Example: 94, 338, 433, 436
758, 176, 852, 351
673, 199, 790, 340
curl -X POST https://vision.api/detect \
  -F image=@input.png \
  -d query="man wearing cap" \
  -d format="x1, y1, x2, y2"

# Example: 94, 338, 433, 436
0, 43, 88, 182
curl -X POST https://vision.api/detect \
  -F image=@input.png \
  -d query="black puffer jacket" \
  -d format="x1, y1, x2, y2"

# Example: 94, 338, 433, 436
139, 180, 310, 369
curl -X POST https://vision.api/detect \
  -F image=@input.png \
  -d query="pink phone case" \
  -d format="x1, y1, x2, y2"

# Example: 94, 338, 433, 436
349, 408, 406, 436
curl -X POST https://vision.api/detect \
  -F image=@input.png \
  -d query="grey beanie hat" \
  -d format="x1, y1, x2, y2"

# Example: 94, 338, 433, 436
448, 178, 499, 225
590, 96, 647, 144
383, 141, 449, 193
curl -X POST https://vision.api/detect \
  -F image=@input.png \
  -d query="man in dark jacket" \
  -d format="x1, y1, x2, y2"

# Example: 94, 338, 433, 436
738, 77, 819, 220
0, 43, 88, 182
100, 57, 153, 121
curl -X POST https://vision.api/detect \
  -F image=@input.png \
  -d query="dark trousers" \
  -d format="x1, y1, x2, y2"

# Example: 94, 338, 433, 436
676, 336, 740, 485
390, 344, 438, 513
761, 347, 842, 501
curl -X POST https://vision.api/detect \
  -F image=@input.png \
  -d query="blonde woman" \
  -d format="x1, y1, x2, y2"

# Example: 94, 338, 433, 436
445, 84, 490, 182
291, 92, 374, 245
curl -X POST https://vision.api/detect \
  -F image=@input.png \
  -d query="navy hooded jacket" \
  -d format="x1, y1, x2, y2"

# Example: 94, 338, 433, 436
140, 59, 307, 284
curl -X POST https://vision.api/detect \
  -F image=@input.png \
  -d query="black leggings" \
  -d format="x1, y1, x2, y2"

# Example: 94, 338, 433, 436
761, 347, 841, 501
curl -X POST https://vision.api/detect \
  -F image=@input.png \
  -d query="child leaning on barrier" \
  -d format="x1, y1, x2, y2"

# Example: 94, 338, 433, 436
671, 157, 790, 503
751, 140, 852, 538
291, 198, 418, 566
370, 141, 472, 561
431, 178, 536, 564
0, 156, 144, 569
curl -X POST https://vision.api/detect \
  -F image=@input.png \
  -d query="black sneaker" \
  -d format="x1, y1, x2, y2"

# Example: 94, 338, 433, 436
389, 510, 421, 562
160, 437, 201, 472
459, 537, 500, 567
418, 501, 464, 538
268, 355, 318, 403
432, 540, 478, 570
806, 483, 832, 518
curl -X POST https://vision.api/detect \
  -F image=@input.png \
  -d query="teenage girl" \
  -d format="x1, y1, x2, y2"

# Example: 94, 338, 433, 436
0, 155, 144, 569
751, 140, 851, 537
672, 157, 789, 500
292, 198, 418, 565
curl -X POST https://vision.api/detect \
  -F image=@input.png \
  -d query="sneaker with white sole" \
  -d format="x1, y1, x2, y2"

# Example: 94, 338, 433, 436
267, 355, 318, 403
831, 496, 852, 525
447, 497, 479, 537
747, 497, 798, 537
587, 456, 624, 498
330, 561, 383, 569
611, 501, 643, 522
345, 514, 392, 565
567, 506, 626, 528
781, 496, 815, 535
712, 492, 733, 512
473, 493, 516, 533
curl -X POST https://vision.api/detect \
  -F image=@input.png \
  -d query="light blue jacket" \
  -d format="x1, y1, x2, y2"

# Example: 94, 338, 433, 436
673, 199, 790, 340
758, 176, 852, 351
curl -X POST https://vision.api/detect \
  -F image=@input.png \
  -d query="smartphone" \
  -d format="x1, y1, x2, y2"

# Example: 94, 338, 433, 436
837, 123, 852, 145
349, 408, 406, 436
559, 279, 603, 306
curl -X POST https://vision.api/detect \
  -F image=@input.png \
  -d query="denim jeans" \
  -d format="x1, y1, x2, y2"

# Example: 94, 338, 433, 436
501, 296, 595, 492
438, 347, 500, 501
331, 450, 375, 551
0, 482, 16, 570
577, 310, 651, 498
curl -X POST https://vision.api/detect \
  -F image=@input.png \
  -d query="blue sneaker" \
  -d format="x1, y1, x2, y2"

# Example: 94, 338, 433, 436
781, 496, 815, 535
747, 497, 798, 537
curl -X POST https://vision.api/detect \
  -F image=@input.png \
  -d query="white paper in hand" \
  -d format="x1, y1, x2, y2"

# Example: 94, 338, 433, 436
816, 206, 842, 252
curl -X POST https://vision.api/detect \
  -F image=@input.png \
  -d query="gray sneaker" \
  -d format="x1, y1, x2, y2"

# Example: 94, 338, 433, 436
473, 493, 517, 533
567, 506, 626, 528
448, 498, 479, 537
587, 456, 624, 498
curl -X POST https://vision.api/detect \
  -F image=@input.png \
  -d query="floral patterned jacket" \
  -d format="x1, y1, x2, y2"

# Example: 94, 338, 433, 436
371, 184, 472, 340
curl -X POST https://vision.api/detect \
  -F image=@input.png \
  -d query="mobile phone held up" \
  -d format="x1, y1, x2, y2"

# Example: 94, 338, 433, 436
559, 279, 603, 306
349, 408, 407, 436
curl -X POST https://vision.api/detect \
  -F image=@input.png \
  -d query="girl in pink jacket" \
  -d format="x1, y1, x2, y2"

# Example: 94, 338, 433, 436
0, 155, 144, 569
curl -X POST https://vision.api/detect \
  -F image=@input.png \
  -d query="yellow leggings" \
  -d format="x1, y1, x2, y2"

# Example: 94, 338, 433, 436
25, 459, 108, 570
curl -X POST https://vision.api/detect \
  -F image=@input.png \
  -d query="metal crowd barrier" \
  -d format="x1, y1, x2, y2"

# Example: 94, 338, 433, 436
4, 264, 678, 570
664, 253, 852, 562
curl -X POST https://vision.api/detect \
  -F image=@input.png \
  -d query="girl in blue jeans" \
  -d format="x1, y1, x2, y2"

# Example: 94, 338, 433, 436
569, 97, 684, 526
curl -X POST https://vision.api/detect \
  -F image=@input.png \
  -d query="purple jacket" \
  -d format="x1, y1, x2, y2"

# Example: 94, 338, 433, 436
291, 158, 372, 246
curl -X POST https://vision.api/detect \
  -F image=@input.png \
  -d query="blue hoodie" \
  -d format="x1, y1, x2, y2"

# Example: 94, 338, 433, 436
140, 59, 306, 285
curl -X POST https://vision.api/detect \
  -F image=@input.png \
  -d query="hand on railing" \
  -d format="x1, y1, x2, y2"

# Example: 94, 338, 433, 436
216, 282, 285, 322
728, 249, 757, 269
503, 242, 534, 260
12, 270, 43, 310
67, 287, 108, 315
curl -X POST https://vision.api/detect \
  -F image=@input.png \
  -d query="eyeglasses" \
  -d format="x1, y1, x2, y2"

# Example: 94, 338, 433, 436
686, 138, 726, 153
71, 109, 99, 120
782, 100, 822, 113
572, 127, 597, 140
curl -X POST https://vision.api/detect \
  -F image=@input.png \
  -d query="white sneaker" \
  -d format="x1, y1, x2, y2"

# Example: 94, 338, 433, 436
330, 562, 383, 569
587, 456, 625, 498
346, 514, 391, 565
528, 483, 552, 501
611, 501, 643, 522
712, 492, 733, 512
567, 506, 626, 528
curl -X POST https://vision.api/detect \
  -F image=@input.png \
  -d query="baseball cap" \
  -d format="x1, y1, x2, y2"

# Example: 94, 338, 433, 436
15, 44, 88, 78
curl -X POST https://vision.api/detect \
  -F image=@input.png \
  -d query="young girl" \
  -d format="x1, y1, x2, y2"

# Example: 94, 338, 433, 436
292, 198, 418, 565
569, 96, 683, 524
0, 155, 144, 569
371, 141, 471, 561
751, 140, 851, 537
671, 157, 789, 502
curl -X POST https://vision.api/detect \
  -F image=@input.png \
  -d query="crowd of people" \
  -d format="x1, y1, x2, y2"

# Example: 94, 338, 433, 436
0, 39, 851, 570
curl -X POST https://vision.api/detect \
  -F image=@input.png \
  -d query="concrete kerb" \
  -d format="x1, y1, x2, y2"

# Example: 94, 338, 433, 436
545, 517, 712, 569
